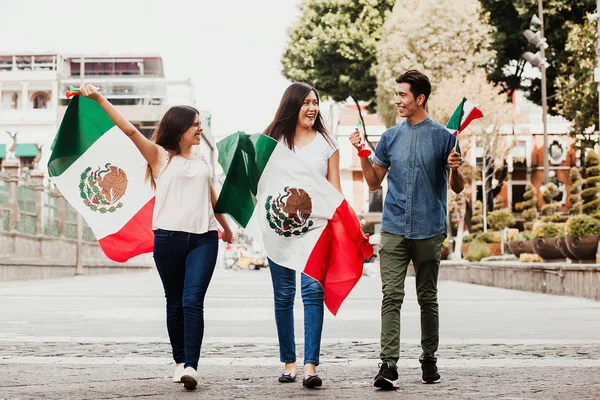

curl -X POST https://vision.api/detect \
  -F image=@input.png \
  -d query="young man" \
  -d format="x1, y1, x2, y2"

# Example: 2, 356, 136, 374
350, 69, 464, 390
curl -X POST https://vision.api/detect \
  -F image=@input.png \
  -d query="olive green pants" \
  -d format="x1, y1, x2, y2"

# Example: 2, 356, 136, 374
379, 231, 444, 368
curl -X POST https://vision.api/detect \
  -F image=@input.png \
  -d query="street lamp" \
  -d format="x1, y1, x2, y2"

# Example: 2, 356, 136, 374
522, 7, 550, 184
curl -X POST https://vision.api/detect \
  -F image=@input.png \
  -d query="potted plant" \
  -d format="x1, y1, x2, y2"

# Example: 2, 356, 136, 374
531, 221, 566, 262
464, 242, 491, 262
564, 214, 600, 263
463, 200, 484, 255
487, 208, 515, 253
474, 231, 502, 256
539, 182, 574, 260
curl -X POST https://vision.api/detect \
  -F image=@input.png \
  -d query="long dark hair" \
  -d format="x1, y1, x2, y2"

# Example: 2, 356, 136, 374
145, 105, 199, 189
264, 82, 331, 150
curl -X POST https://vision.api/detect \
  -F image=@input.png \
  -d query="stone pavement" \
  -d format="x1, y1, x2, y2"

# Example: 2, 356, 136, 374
1, 268, 599, 399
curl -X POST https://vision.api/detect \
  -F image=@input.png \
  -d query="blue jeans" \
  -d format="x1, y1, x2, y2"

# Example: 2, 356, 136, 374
268, 259, 324, 366
153, 229, 218, 370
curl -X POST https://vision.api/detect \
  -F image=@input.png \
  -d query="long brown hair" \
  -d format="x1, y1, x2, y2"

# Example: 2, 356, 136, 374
264, 82, 331, 150
145, 105, 199, 189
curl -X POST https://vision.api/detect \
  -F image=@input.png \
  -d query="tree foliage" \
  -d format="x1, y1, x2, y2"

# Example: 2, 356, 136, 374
374, 0, 494, 127
554, 14, 597, 138
479, 0, 594, 109
281, 0, 395, 144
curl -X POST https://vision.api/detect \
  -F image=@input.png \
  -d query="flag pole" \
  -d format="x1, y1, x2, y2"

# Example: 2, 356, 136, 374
75, 56, 84, 276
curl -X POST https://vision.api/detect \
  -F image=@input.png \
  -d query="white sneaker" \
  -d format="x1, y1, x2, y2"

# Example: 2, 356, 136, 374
172, 363, 185, 383
180, 366, 198, 390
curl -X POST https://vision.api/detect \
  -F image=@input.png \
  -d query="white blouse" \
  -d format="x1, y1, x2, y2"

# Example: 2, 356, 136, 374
152, 146, 218, 233
292, 132, 338, 178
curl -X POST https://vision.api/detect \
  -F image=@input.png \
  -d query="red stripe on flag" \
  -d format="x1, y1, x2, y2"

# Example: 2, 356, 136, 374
459, 107, 483, 133
304, 200, 373, 315
97, 197, 155, 262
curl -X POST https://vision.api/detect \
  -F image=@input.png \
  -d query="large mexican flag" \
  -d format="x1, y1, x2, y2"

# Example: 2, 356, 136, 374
48, 95, 155, 262
215, 132, 373, 315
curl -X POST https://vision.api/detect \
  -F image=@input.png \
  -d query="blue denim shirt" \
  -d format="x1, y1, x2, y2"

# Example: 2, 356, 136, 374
373, 116, 460, 239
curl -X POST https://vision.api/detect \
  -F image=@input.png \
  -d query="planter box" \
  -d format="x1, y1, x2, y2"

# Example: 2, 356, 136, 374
564, 235, 599, 264
507, 240, 534, 258
531, 237, 566, 262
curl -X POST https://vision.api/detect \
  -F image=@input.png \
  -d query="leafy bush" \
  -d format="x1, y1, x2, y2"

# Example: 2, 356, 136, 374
476, 231, 501, 243
582, 150, 600, 216
487, 209, 515, 231
532, 222, 565, 238
508, 230, 532, 241
569, 167, 583, 215
522, 184, 538, 231
565, 214, 600, 237
465, 242, 491, 262
462, 234, 475, 244
471, 200, 483, 234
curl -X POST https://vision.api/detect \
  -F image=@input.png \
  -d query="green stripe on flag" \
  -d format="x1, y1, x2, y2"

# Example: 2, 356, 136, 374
446, 97, 466, 131
48, 96, 115, 177
215, 132, 277, 227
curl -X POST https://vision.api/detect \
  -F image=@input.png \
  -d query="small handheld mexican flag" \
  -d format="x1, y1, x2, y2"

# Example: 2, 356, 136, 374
445, 97, 483, 136
48, 94, 155, 262
214, 132, 373, 315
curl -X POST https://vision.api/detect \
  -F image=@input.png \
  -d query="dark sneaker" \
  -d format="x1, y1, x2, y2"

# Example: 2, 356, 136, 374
302, 375, 322, 388
373, 362, 399, 390
421, 360, 441, 384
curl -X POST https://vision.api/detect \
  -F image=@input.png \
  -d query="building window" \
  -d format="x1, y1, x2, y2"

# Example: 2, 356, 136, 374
20, 157, 34, 169
32, 92, 49, 109
11, 93, 18, 109
369, 187, 383, 213
511, 184, 526, 212
512, 140, 527, 168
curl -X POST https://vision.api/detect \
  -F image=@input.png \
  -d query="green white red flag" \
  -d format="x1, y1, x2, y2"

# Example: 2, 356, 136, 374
445, 97, 483, 136
214, 132, 373, 315
48, 95, 155, 262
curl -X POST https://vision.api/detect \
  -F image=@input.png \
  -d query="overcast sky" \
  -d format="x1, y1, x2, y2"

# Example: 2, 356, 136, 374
0, 0, 301, 138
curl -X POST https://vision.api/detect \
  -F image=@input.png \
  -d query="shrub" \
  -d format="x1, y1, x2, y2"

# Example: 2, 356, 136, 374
569, 167, 583, 215
462, 234, 475, 244
477, 231, 501, 243
582, 150, 600, 216
522, 184, 538, 230
565, 214, 600, 237
471, 200, 483, 234
487, 209, 515, 231
508, 230, 532, 241
465, 242, 491, 262
532, 222, 565, 238
540, 182, 562, 222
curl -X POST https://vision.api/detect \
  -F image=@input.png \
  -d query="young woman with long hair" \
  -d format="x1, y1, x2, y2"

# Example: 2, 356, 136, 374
81, 84, 234, 391
264, 82, 342, 389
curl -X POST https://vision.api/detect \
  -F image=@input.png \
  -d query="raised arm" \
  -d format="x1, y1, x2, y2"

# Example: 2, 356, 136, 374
80, 84, 161, 172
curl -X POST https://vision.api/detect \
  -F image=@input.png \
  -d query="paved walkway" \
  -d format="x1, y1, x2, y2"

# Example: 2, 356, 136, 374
1, 268, 599, 399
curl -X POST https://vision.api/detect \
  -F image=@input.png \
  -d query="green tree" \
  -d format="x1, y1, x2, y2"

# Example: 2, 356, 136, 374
281, 0, 395, 147
374, 0, 494, 127
479, 0, 594, 109
554, 14, 597, 140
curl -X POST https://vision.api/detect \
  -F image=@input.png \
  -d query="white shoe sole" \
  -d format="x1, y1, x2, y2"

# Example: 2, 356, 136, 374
374, 377, 400, 390
422, 377, 441, 384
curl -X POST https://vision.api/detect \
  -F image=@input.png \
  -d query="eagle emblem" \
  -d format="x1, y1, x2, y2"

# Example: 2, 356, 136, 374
79, 163, 127, 213
265, 187, 314, 237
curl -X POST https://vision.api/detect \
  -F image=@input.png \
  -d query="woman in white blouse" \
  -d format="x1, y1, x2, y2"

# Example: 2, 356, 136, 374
264, 82, 342, 389
81, 84, 234, 391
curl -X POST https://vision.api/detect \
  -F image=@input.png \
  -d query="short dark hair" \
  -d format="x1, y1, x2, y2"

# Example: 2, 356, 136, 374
395, 70, 431, 106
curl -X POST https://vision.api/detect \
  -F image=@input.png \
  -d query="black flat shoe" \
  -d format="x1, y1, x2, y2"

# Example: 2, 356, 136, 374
278, 373, 296, 383
302, 375, 322, 388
